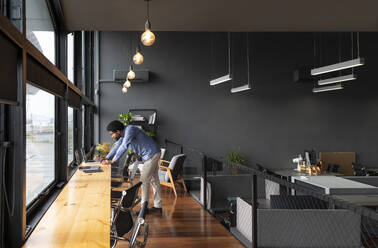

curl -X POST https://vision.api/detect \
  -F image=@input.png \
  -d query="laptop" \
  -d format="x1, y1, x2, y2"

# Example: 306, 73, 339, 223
81, 166, 103, 173
81, 148, 97, 163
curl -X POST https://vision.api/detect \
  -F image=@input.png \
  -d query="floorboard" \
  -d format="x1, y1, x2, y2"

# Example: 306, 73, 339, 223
115, 181, 243, 248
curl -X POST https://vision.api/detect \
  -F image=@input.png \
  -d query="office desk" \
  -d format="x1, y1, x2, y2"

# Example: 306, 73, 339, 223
273, 169, 341, 180
24, 163, 111, 248
334, 195, 378, 207
292, 176, 378, 195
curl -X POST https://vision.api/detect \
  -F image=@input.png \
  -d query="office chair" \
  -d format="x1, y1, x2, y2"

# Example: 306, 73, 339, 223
112, 153, 133, 188
111, 201, 149, 248
352, 162, 378, 176
327, 164, 340, 173
111, 181, 142, 210
352, 163, 366, 176
74, 150, 82, 166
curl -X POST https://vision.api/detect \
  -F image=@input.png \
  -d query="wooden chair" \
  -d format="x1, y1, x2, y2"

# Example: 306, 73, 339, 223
158, 154, 187, 197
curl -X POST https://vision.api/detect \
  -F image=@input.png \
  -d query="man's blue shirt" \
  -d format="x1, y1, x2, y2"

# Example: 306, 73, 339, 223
106, 125, 160, 162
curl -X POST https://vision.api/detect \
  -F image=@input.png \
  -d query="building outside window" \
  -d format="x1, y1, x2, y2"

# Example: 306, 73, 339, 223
68, 107, 74, 165
26, 0, 56, 64
26, 84, 55, 206
67, 33, 74, 82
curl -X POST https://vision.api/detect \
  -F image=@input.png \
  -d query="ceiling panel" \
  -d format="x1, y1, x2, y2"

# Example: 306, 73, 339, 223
60, 0, 378, 31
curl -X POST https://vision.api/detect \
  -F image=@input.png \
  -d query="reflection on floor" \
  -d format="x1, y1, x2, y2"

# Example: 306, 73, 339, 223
115, 181, 243, 248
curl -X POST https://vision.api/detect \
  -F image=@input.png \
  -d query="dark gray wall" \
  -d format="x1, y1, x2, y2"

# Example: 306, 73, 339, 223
98, 31, 378, 169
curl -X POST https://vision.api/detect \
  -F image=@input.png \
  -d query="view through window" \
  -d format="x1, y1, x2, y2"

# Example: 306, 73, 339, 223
26, 84, 55, 205
26, 0, 56, 64
82, 105, 85, 148
68, 107, 74, 164
67, 33, 74, 82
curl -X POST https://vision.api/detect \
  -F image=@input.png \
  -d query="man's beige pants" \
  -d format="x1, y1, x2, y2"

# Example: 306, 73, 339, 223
140, 152, 162, 208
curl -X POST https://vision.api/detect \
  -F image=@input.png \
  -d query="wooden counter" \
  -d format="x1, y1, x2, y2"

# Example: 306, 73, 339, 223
24, 163, 111, 248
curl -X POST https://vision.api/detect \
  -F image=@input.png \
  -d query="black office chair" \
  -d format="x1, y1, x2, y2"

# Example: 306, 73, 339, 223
111, 153, 135, 188
327, 163, 340, 173
111, 181, 142, 210
352, 163, 366, 176
111, 201, 149, 248
74, 150, 82, 166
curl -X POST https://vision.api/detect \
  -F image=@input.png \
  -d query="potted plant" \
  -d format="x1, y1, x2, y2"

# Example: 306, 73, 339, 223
227, 151, 246, 175
119, 112, 133, 125
94, 142, 111, 160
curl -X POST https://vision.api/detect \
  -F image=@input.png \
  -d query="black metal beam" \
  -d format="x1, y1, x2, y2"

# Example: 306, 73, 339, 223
47, 0, 65, 31
55, 97, 68, 182
4, 49, 26, 248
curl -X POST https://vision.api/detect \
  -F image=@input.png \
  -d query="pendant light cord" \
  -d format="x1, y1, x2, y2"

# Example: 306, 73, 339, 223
228, 32, 231, 76
313, 32, 317, 88
246, 32, 250, 87
319, 33, 322, 80
210, 33, 214, 80
338, 33, 341, 77
351, 32, 354, 74
129, 31, 132, 62
357, 32, 360, 58
146, 0, 150, 20
313, 32, 316, 68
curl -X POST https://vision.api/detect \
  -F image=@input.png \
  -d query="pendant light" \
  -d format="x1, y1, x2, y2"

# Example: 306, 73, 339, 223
123, 79, 131, 88
133, 44, 144, 65
127, 65, 136, 80
141, 0, 155, 46
122, 87, 128, 94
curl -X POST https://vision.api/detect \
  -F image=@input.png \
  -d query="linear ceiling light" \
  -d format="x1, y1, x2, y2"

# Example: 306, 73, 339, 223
210, 75, 232, 85
312, 83, 343, 93
231, 84, 251, 93
311, 58, 364, 76
318, 74, 356, 86
210, 33, 232, 86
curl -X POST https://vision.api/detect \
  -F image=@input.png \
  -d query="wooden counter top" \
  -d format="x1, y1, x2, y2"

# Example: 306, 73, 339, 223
24, 163, 111, 248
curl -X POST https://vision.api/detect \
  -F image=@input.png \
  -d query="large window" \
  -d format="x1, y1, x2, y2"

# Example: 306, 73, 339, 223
82, 105, 85, 148
26, 0, 56, 64
68, 107, 74, 165
26, 84, 55, 206
67, 33, 74, 82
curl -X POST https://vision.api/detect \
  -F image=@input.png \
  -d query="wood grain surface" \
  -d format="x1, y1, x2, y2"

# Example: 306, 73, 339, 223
24, 163, 111, 248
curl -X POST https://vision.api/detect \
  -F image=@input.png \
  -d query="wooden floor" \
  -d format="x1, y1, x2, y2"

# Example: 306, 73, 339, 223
116, 182, 243, 248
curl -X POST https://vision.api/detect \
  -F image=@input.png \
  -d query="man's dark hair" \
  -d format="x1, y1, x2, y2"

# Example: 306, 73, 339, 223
106, 120, 125, 132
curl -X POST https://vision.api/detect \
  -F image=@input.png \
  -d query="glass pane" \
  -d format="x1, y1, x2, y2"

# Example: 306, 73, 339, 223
26, 84, 55, 206
26, 0, 55, 64
82, 105, 85, 148
67, 33, 74, 82
68, 107, 74, 164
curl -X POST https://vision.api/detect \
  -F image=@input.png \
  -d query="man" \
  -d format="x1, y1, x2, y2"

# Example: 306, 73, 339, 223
102, 120, 162, 213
